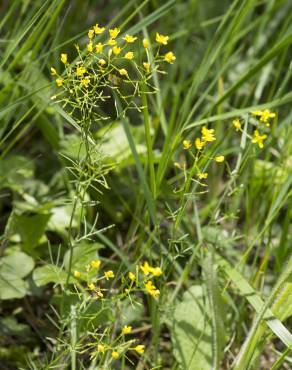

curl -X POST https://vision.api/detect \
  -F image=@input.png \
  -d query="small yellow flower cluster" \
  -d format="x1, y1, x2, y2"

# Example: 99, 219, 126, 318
51, 23, 176, 112
91, 325, 145, 363
181, 126, 225, 181
232, 109, 275, 149
72, 258, 116, 299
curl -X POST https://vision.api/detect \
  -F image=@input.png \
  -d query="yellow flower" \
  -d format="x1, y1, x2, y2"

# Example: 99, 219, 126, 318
198, 172, 208, 179
151, 267, 162, 277
74, 270, 81, 278
143, 62, 150, 72
109, 27, 120, 39
123, 34, 137, 43
195, 138, 205, 150
232, 118, 241, 131
76, 65, 87, 77
124, 51, 134, 60
251, 110, 262, 117
56, 78, 63, 87
122, 325, 132, 335
97, 344, 105, 353
50, 67, 57, 75
112, 46, 121, 55
134, 345, 145, 354
164, 51, 176, 64
60, 53, 67, 64
90, 259, 101, 269
128, 271, 136, 281
80, 77, 90, 88
99, 59, 106, 66
88, 282, 95, 290
107, 38, 117, 46
259, 109, 276, 123
104, 270, 115, 280
214, 155, 225, 163
94, 24, 105, 34
111, 351, 119, 359
87, 41, 93, 52
251, 130, 267, 148
145, 280, 160, 298
143, 38, 149, 49
96, 289, 104, 298
156, 32, 169, 45
95, 42, 104, 53
183, 140, 192, 149
88, 29, 94, 39
201, 126, 216, 142
118, 68, 129, 78
140, 261, 151, 276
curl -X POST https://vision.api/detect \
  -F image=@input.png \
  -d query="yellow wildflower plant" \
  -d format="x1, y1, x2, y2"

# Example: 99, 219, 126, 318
112, 46, 121, 55
111, 351, 119, 359
94, 23, 105, 34
124, 51, 134, 60
56, 78, 63, 87
134, 345, 145, 354
74, 270, 81, 278
76, 65, 87, 77
50, 67, 57, 75
164, 51, 176, 63
97, 344, 105, 353
145, 280, 160, 298
88, 29, 94, 39
198, 172, 208, 179
156, 32, 169, 45
123, 34, 137, 43
128, 271, 136, 281
251, 130, 267, 148
107, 38, 117, 46
95, 42, 104, 53
201, 126, 216, 142
109, 27, 120, 39
215, 155, 225, 163
104, 270, 115, 280
183, 140, 192, 149
233, 118, 241, 131
90, 259, 101, 269
195, 138, 205, 150
143, 38, 149, 49
60, 53, 67, 64
143, 62, 150, 72
122, 325, 132, 335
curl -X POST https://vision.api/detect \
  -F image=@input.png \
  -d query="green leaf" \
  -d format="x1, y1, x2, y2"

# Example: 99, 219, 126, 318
171, 285, 212, 370
0, 251, 34, 299
33, 264, 68, 287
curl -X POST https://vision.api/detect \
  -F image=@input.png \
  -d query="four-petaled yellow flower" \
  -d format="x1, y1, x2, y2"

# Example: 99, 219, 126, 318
143, 62, 150, 72
198, 172, 208, 179
145, 280, 160, 298
143, 38, 149, 49
112, 46, 121, 55
123, 34, 137, 43
104, 270, 115, 280
233, 118, 241, 131
134, 345, 145, 354
107, 38, 116, 46
94, 24, 105, 34
164, 51, 176, 64
56, 78, 63, 87
50, 67, 57, 75
95, 42, 104, 53
251, 130, 267, 148
119, 68, 129, 78
90, 259, 101, 269
81, 77, 90, 88
140, 261, 151, 276
122, 325, 132, 335
97, 344, 105, 353
201, 126, 216, 142
183, 139, 192, 149
111, 351, 119, 359
109, 27, 120, 39
128, 271, 136, 281
76, 65, 87, 77
74, 270, 81, 278
259, 109, 276, 122
88, 282, 95, 290
156, 32, 169, 45
124, 51, 134, 60
195, 138, 205, 150
60, 53, 67, 64
215, 155, 225, 163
